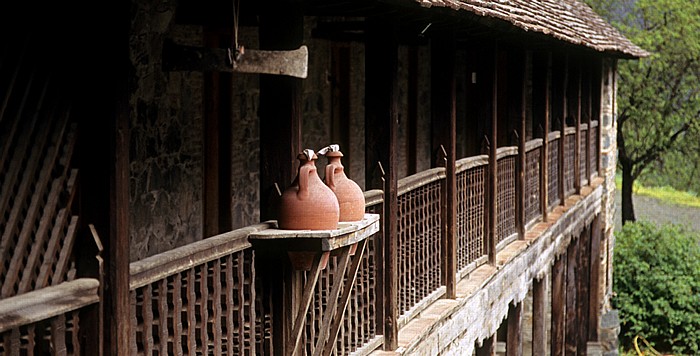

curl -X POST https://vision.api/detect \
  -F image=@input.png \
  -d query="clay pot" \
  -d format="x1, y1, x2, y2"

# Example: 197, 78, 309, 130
277, 149, 340, 230
322, 146, 365, 222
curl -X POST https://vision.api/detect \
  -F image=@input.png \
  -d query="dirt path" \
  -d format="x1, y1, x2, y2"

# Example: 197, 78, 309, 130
614, 190, 700, 232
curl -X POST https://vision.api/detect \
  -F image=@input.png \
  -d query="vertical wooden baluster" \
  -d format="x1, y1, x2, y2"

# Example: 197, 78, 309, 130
199, 264, 209, 355
143, 284, 154, 355
248, 250, 257, 356
212, 260, 222, 355
187, 268, 196, 356
173, 273, 183, 356
224, 254, 234, 354
51, 315, 67, 356
72, 311, 81, 355
159, 278, 169, 354
237, 252, 246, 354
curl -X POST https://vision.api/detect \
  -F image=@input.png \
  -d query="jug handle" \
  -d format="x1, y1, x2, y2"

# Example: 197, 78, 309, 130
297, 164, 311, 199
325, 163, 338, 190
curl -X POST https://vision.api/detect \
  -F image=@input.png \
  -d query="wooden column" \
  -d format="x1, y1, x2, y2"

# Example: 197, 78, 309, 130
532, 277, 547, 356
558, 56, 568, 204
577, 226, 591, 356
551, 254, 566, 356
431, 30, 457, 298
588, 215, 602, 341
487, 44, 499, 265
258, 7, 304, 354
507, 302, 523, 356
203, 28, 232, 236
565, 238, 578, 356
366, 18, 399, 350
517, 52, 529, 239
574, 61, 582, 195
477, 335, 496, 356
584, 61, 592, 182
259, 6, 303, 221
540, 52, 551, 221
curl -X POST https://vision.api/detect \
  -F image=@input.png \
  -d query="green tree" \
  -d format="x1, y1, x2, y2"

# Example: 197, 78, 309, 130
613, 221, 700, 354
586, 0, 700, 224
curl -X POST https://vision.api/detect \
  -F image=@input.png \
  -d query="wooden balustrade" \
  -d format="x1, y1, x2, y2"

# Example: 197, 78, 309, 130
396, 168, 445, 321
496, 147, 518, 249
564, 127, 576, 197
455, 155, 488, 276
548, 131, 561, 208
589, 121, 599, 178
524, 139, 543, 229
580, 124, 588, 186
0, 278, 100, 355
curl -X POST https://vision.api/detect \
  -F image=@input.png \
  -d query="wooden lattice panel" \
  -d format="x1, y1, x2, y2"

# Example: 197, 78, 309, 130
525, 147, 542, 226
456, 165, 486, 271
580, 127, 588, 184
397, 181, 442, 316
589, 124, 598, 176
0, 311, 82, 355
564, 133, 576, 196
497, 156, 516, 245
130, 249, 258, 355
548, 138, 560, 207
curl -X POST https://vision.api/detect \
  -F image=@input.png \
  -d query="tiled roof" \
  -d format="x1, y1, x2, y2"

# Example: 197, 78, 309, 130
416, 0, 649, 58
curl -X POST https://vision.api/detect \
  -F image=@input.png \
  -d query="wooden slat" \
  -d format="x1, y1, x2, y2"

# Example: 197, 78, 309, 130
212, 260, 222, 356
236, 252, 245, 354
0, 278, 99, 333
199, 264, 209, 355
35, 209, 69, 289
72, 310, 81, 356
51, 210, 79, 286
173, 274, 184, 356
51, 314, 67, 356
224, 255, 235, 355
129, 291, 138, 355
143, 284, 154, 355
158, 278, 169, 355
186, 268, 196, 356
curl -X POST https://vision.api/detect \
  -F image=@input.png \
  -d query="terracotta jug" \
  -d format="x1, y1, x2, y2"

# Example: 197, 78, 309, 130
277, 149, 340, 230
320, 145, 365, 222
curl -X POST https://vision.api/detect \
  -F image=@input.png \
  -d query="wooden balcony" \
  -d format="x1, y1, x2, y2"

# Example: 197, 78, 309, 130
1, 123, 604, 355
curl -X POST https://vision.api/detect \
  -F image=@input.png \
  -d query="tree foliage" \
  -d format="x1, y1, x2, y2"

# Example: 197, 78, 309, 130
613, 221, 700, 354
586, 0, 700, 223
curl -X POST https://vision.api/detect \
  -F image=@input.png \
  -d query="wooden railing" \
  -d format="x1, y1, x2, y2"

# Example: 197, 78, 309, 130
455, 155, 488, 276
128, 224, 270, 355
0, 279, 100, 355
496, 147, 518, 248
396, 169, 445, 321
524, 139, 543, 229
548, 131, 561, 208
580, 124, 589, 186
590, 120, 599, 178
564, 127, 576, 197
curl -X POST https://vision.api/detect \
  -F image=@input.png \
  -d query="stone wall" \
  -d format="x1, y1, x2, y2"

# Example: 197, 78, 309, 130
129, 0, 204, 261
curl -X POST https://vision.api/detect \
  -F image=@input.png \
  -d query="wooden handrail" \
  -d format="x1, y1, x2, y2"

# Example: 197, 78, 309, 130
548, 131, 561, 142
496, 146, 518, 160
0, 278, 99, 333
129, 222, 273, 290
364, 189, 383, 207
525, 138, 543, 152
397, 167, 446, 196
590, 120, 598, 128
564, 126, 576, 135
455, 154, 488, 174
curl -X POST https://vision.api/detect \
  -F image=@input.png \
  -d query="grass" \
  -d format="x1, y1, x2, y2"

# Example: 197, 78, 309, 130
615, 174, 700, 208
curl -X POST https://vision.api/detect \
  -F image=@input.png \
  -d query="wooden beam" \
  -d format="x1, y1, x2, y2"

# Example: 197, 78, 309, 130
574, 61, 582, 194
551, 254, 566, 356
431, 29, 457, 298
588, 215, 602, 341
565, 238, 578, 355
558, 55, 568, 203
532, 277, 547, 356
507, 302, 522, 356
365, 18, 399, 350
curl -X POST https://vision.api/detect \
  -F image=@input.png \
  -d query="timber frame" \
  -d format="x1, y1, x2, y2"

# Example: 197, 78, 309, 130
0, 0, 645, 355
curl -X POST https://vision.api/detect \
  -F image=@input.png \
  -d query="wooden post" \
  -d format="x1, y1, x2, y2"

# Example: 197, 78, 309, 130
588, 215, 602, 341
577, 226, 591, 356
259, 6, 303, 221
507, 302, 523, 356
532, 277, 547, 356
517, 51, 529, 239
408, 47, 419, 175
565, 238, 578, 355
488, 44, 499, 265
551, 254, 566, 356
558, 55, 568, 203
477, 335, 496, 356
584, 61, 592, 182
258, 7, 304, 354
431, 29, 457, 298
574, 61, 582, 195
365, 18, 399, 350
540, 52, 551, 221
203, 28, 232, 236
